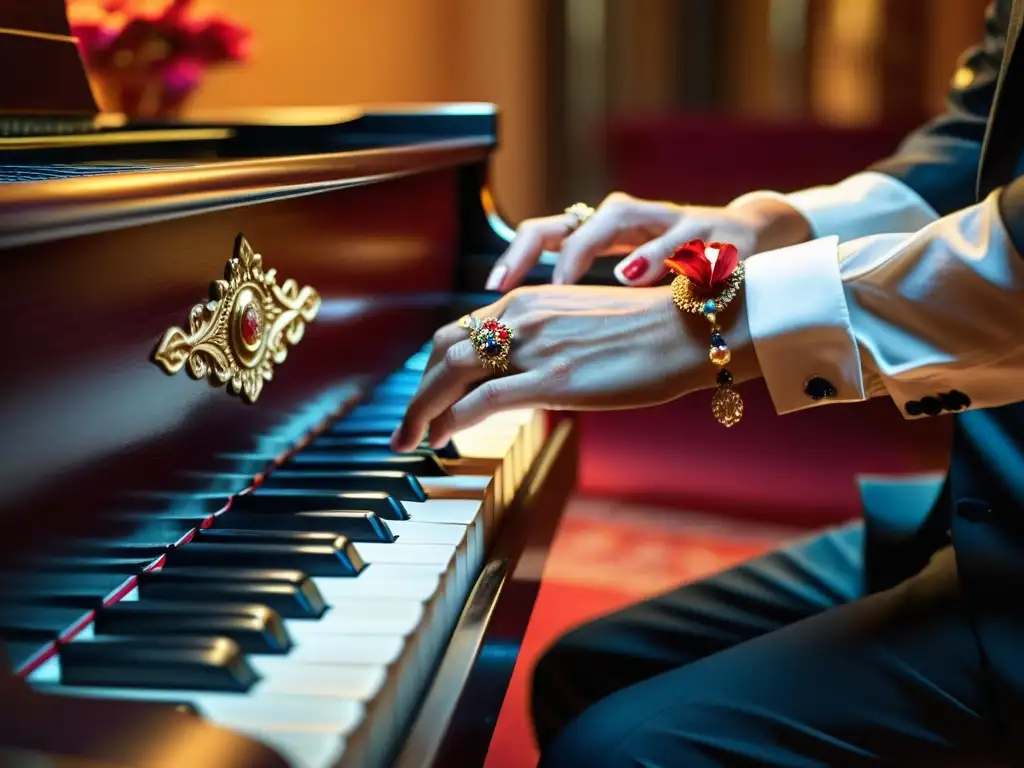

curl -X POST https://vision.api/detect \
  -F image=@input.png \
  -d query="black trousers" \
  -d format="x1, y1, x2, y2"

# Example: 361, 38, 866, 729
531, 522, 1007, 767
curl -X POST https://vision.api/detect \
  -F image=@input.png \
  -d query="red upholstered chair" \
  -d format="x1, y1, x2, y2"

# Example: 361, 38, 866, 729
576, 115, 951, 528
605, 114, 918, 204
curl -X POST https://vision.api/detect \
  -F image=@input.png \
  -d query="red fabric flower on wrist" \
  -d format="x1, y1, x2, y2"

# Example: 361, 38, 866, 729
664, 239, 739, 294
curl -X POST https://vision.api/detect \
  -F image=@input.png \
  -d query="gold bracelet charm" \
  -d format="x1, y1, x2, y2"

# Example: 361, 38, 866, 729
665, 240, 745, 427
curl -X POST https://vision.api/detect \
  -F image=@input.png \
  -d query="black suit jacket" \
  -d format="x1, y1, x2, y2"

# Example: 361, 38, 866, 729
867, 0, 1024, 754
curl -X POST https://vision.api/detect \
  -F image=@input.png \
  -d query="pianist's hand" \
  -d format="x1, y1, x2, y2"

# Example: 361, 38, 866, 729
486, 192, 809, 291
391, 284, 758, 451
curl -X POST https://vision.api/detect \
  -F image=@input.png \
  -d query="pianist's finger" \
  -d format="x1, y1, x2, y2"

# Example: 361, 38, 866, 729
552, 210, 626, 286
491, 194, 685, 292
391, 340, 489, 451
426, 372, 542, 447
486, 215, 576, 292
553, 195, 679, 285
423, 320, 469, 373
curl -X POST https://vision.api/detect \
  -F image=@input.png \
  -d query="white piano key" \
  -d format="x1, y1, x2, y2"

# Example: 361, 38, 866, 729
391, 518, 478, 586
252, 632, 419, 743
419, 474, 491, 496
288, 600, 426, 641
451, 419, 518, 459
355, 542, 465, 610
386, 519, 471, 546
353, 542, 456, 567
313, 564, 442, 600
314, 547, 459, 633
399, 498, 484, 572
402, 498, 484, 527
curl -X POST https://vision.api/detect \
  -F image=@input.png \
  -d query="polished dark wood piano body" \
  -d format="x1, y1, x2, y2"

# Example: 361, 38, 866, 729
0, 106, 577, 768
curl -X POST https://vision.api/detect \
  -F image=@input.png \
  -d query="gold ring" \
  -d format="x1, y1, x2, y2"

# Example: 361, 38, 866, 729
564, 202, 595, 231
459, 315, 514, 373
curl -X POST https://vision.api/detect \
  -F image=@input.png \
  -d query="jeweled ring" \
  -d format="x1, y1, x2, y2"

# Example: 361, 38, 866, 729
564, 202, 595, 232
459, 314, 514, 373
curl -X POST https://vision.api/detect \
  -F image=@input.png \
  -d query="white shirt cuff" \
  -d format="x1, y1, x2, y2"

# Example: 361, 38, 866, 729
744, 236, 867, 414
730, 171, 940, 242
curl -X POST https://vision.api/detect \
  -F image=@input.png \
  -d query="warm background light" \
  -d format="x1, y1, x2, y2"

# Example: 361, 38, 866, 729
74, 0, 992, 222
114, 0, 548, 223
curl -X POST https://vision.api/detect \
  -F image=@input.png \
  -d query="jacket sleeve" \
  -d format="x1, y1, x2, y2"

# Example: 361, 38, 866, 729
743, 188, 1024, 419
729, 2, 1009, 240
868, 0, 1009, 215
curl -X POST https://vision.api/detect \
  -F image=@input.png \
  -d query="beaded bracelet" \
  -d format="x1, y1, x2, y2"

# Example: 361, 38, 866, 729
665, 240, 745, 427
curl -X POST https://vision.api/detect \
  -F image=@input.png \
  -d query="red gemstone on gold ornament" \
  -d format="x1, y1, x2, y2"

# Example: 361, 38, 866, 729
241, 303, 262, 346
498, 330, 509, 341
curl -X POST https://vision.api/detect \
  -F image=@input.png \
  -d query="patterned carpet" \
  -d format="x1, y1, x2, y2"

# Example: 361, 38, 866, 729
483, 497, 803, 768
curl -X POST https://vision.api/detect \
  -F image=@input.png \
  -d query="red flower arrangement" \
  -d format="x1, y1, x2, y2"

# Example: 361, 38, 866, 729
69, 0, 251, 118
664, 239, 739, 294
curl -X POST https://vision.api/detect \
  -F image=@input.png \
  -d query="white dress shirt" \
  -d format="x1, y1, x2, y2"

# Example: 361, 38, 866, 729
733, 173, 1024, 419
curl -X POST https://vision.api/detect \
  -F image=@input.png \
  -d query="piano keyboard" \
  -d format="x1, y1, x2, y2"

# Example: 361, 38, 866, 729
4, 346, 547, 768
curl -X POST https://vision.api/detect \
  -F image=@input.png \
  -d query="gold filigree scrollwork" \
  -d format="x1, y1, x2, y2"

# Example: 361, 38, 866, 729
152, 234, 321, 404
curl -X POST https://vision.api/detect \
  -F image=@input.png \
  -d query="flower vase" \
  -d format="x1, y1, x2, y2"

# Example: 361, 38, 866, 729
87, 71, 195, 120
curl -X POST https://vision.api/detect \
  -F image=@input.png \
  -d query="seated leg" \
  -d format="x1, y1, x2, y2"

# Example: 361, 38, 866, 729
530, 521, 865, 750
540, 546, 1001, 767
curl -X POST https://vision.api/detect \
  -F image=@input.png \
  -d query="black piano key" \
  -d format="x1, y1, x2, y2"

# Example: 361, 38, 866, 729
58, 636, 259, 692
162, 541, 365, 577
175, 473, 269, 494
2, 640, 48, 672
137, 568, 327, 619
195, 528, 346, 546
113, 493, 228, 516
286, 450, 448, 476
0, 572, 135, 608
0, 604, 92, 642
308, 434, 460, 459
386, 368, 424, 380
217, 510, 394, 542
431, 440, 460, 460
67, 528, 200, 548
232, 490, 409, 520
46, 542, 172, 560
364, 382, 417, 399
148, 472, 253, 495
325, 419, 401, 437
258, 470, 427, 502
13, 555, 156, 574
215, 449, 448, 477
94, 601, 291, 655
207, 455, 277, 476
344, 405, 409, 421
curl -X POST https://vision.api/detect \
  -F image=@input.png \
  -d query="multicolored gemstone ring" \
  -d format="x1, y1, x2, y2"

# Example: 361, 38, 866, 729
458, 314, 515, 373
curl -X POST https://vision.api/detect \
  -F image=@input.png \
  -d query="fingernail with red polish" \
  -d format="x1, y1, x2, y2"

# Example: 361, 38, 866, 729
615, 256, 650, 284
485, 265, 508, 291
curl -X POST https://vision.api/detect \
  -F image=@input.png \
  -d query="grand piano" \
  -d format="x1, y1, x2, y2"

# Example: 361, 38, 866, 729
0, 5, 577, 767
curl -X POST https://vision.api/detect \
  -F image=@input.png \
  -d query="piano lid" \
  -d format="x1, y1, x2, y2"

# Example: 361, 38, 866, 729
0, 0, 99, 118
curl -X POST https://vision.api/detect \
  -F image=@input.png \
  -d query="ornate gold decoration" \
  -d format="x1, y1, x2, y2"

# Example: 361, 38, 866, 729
668, 262, 746, 428
669, 263, 745, 316
459, 314, 514, 373
152, 234, 320, 404
711, 387, 744, 428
